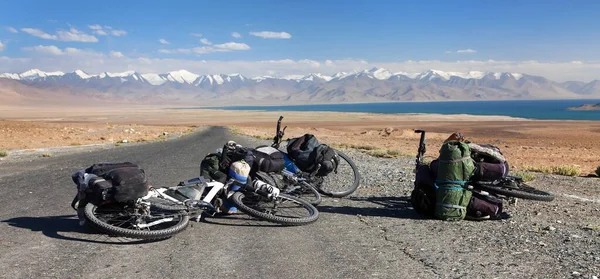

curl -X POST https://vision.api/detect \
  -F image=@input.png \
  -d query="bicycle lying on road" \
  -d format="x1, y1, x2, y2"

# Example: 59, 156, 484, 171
412, 129, 555, 202
254, 116, 361, 206
75, 176, 319, 241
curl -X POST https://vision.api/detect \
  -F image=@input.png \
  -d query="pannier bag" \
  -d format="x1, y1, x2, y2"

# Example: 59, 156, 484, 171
252, 146, 286, 173
467, 192, 504, 219
435, 141, 475, 221
473, 161, 509, 181
287, 134, 339, 176
84, 162, 149, 203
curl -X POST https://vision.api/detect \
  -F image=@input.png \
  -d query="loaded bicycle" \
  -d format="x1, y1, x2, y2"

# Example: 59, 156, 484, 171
73, 171, 319, 241
254, 116, 361, 205
412, 129, 555, 202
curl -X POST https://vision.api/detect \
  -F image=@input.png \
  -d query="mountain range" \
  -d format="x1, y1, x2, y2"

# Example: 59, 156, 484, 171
1, 67, 599, 106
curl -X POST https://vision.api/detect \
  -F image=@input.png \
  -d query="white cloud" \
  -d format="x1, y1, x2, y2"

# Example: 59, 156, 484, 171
22, 45, 64, 55
191, 33, 203, 37
249, 31, 292, 39
0, 41, 4, 52
200, 38, 212, 45
57, 28, 99, 42
159, 39, 170, 45
231, 32, 242, 38
213, 42, 250, 51
160, 42, 250, 54
21, 28, 58, 40
446, 49, 477, 54
6, 26, 18, 33
21, 27, 98, 42
109, 51, 125, 58
457, 49, 477, 54
111, 30, 127, 36
88, 25, 126, 37
3, 56, 600, 82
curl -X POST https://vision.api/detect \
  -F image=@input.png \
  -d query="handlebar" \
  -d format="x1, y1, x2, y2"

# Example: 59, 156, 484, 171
272, 115, 287, 148
414, 129, 427, 171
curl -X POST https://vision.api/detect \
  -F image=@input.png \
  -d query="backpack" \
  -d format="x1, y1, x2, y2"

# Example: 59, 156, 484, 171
252, 146, 285, 173
84, 162, 149, 203
434, 141, 475, 221
287, 134, 339, 176
219, 142, 254, 173
200, 153, 228, 184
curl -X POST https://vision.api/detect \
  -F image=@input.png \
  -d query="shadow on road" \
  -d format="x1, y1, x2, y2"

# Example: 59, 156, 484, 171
201, 213, 291, 228
317, 196, 426, 220
2, 215, 152, 245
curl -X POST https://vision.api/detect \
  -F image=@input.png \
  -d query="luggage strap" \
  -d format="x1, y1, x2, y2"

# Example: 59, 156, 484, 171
438, 156, 471, 163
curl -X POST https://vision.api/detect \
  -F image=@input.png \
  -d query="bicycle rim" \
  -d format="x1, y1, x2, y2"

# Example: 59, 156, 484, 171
316, 150, 361, 198
84, 202, 190, 240
230, 192, 319, 225
475, 181, 555, 202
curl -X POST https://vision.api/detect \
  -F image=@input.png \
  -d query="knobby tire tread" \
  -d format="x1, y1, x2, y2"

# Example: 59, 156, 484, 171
84, 202, 190, 240
230, 192, 319, 226
319, 150, 361, 198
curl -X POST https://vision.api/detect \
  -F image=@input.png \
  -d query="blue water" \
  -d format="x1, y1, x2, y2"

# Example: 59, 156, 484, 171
206, 99, 600, 121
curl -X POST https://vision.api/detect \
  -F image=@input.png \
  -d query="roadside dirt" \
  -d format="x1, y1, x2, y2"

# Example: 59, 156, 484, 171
1, 105, 599, 175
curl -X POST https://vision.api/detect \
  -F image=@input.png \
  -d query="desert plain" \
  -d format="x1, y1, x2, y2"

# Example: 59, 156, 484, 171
0, 104, 599, 176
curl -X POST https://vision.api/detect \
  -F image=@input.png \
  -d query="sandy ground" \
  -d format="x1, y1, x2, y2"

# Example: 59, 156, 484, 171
0, 104, 599, 175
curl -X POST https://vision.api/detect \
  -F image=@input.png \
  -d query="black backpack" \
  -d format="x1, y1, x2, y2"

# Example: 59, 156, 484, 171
219, 143, 254, 173
287, 134, 339, 176
252, 146, 285, 173
84, 162, 149, 203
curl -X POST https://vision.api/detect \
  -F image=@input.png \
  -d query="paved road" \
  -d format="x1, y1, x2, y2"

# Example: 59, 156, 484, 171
0, 127, 429, 279
2, 127, 599, 279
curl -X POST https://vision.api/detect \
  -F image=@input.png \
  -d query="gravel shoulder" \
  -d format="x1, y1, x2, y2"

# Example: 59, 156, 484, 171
0, 127, 598, 279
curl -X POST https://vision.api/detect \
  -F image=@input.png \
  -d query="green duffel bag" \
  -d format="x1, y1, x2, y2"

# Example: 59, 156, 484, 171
434, 140, 475, 221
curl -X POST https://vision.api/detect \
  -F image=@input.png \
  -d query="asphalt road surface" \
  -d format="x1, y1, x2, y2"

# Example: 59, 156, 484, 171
1, 127, 599, 279
0, 127, 425, 279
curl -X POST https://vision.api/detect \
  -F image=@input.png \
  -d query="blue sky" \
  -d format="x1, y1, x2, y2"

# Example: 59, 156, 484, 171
1, 0, 600, 81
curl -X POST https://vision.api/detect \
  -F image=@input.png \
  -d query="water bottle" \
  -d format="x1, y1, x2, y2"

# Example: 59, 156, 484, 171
282, 153, 300, 174
252, 180, 280, 198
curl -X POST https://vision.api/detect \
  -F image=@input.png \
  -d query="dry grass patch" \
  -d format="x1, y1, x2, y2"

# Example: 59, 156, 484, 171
521, 164, 582, 177
512, 171, 537, 182
41, 153, 52, 157
0, 150, 8, 157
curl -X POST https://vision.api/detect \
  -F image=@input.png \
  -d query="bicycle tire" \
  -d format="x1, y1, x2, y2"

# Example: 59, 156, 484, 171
84, 202, 190, 240
474, 181, 555, 202
230, 192, 319, 226
256, 171, 322, 206
317, 150, 361, 198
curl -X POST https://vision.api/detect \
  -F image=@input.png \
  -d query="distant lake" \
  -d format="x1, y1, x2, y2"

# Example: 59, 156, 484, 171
200, 99, 600, 121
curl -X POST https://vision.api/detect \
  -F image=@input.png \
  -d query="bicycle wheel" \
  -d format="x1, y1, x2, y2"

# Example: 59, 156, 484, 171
84, 201, 190, 240
256, 171, 322, 206
230, 192, 319, 226
315, 150, 361, 198
473, 180, 555, 202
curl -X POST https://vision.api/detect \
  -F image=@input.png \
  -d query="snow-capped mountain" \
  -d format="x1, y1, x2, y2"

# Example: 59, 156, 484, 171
0, 67, 598, 105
